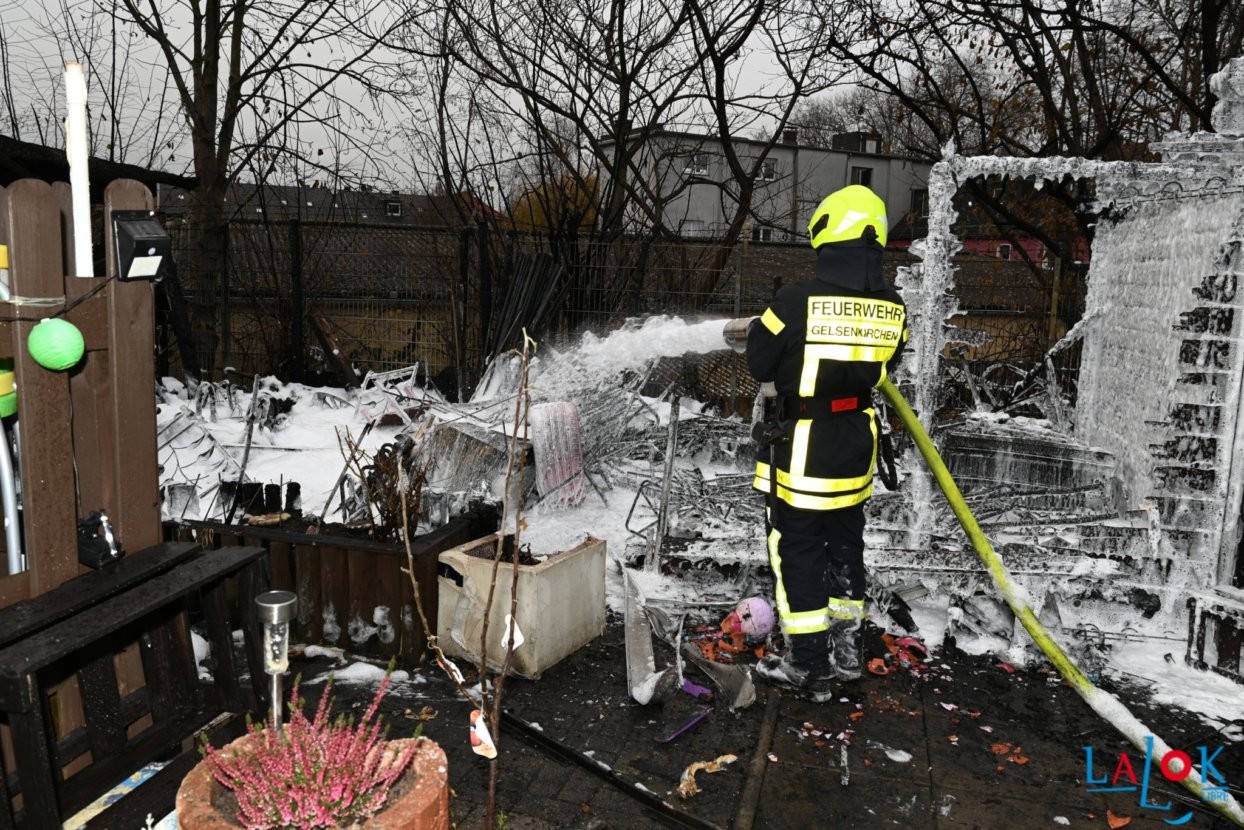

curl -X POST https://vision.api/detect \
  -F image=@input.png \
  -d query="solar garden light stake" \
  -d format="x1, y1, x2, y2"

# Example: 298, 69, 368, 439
255, 591, 297, 733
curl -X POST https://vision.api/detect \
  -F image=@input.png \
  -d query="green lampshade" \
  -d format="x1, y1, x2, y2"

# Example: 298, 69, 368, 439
27, 319, 85, 371
0, 392, 14, 418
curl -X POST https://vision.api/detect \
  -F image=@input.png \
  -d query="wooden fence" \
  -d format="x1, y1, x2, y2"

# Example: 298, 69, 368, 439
0, 177, 166, 816
165, 506, 499, 666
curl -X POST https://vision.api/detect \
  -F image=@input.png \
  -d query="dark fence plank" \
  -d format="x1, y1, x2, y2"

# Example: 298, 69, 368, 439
3, 180, 77, 595
269, 540, 294, 592
102, 180, 160, 550
162, 505, 499, 663
320, 546, 349, 648
346, 547, 377, 655
295, 541, 324, 644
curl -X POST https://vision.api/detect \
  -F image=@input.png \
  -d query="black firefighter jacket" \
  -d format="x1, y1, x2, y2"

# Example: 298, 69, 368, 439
747, 243, 908, 511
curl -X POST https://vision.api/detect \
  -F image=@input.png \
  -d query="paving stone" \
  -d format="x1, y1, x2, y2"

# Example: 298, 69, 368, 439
287, 618, 1244, 830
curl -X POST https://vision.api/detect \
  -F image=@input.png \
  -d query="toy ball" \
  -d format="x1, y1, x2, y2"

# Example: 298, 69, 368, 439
27, 319, 85, 371
725, 596, 775, 638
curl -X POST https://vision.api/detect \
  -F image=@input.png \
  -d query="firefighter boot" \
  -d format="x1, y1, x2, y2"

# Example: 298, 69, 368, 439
828, 618, 863, 681
756, 653, 835, 703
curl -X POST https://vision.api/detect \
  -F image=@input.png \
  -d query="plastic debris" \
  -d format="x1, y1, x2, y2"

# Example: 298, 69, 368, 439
403, 706, 437, 722
1106, 810, 1132, 828
882, 633, 929, 672
470, 709, 497, 759
655, 705, 712, 743
500, 613, 525, 650
677, 754, 738, 799
682, 679, 713, 699
529, 401, 588, 507
990, 742, 1029, 766
722, 596, 775, 638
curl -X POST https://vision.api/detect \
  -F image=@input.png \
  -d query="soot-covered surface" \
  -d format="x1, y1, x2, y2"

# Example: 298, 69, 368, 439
291, 618, 1243, 829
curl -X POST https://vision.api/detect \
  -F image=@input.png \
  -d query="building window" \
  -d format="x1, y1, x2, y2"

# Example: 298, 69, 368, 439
685, 153, 709, 175
385, 200, 402, 217
850, 166, 873, 187
681, 219, 706, 238
910, 188, 929, 218
751, 226, 773, 243
997, 243, 1012, 260
758, 159, 776, 181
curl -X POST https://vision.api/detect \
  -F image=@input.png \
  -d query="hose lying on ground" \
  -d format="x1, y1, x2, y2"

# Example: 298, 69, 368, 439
879, 378, 1244, 828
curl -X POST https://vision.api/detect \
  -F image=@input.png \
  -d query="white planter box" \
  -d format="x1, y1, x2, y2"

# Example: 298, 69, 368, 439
436, 534, 606, 678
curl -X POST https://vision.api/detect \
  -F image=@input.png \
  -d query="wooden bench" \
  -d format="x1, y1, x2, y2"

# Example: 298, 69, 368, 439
0, 542, 200, 649
0, 542, 269, 828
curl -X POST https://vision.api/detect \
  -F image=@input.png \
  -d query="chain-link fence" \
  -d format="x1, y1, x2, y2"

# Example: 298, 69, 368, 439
163, 218, 1086, 411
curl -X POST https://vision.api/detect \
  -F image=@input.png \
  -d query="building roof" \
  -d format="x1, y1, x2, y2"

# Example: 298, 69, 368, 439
598, 125, 914, 162
0, 134, 196, 199
158, 183, 502, 227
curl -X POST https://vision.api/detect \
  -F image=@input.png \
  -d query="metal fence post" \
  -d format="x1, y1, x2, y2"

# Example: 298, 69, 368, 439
220, 222, 231, 375
730, 243, 743, 407
290, 218, 305, 382
456, 227, 471, 401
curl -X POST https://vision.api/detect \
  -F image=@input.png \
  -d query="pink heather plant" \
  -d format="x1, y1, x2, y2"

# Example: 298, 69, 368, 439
202, 673, 415, 829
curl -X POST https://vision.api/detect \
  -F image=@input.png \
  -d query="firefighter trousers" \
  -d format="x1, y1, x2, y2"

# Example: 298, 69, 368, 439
766, 500, 867, 672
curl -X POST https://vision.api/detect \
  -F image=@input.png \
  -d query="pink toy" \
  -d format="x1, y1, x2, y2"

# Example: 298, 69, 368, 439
724, 596, 775, 638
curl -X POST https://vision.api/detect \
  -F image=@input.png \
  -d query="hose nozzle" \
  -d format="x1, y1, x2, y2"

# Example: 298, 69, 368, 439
722, 316, 758, 353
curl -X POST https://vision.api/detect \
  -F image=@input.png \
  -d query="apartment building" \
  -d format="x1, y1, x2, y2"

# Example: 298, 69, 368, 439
600, 127, 933, 242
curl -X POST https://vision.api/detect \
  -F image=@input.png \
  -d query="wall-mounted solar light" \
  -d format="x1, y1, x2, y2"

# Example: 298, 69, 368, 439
255, 590, 297, 733
111, 210, 171, 282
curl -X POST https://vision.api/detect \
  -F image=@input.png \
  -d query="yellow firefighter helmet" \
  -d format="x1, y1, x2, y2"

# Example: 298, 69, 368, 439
807, 184, 888, 248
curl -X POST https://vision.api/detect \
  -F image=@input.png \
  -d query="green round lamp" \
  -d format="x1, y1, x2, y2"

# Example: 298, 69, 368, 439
27, 318, 85, 371
0, 370, 13, 417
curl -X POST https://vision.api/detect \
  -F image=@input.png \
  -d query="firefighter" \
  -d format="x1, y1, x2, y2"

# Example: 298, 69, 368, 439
746, 184, 908, 701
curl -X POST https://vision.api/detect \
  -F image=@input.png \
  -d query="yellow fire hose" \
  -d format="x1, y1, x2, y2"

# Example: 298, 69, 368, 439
879, 378, 1244, 826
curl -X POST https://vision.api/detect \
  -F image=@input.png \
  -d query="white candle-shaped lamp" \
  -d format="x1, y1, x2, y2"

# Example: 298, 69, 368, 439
63, 61, 94, 278
255, 590, 297, 732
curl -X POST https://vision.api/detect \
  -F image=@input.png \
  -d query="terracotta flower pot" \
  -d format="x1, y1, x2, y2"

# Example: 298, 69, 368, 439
176, 734, 449, 829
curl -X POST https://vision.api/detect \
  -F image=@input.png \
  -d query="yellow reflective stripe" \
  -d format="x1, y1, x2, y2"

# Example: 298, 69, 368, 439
771, 408, 878, 493
798, 343, 898, 395
783, 608, 830, 634
773, 483, 873, 510
768, 527, 787, 613
776, 465, 873, 494
828, 598, 865, 620
789, 420, 811, 477
761, 308, 785, 335
769, 530, 829, 633
805, 342, 898, 364
798, 350, 819, 396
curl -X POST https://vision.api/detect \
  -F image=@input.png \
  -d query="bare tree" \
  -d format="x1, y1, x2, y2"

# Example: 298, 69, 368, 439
108, 0, 412, 379
393, 0, 854, 327
812, 0, 1241, 276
